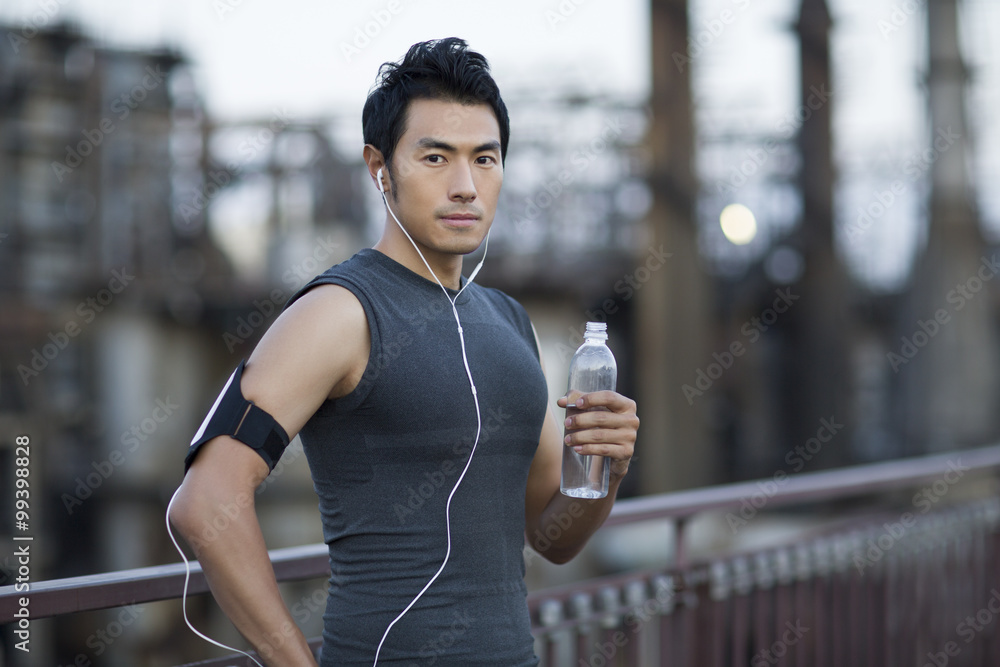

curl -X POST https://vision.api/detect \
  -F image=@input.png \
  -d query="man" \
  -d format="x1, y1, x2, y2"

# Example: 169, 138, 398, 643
168, 37, 639, 666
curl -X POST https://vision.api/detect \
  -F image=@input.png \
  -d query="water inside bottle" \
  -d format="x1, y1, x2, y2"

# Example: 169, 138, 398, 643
562, 487, 605, 499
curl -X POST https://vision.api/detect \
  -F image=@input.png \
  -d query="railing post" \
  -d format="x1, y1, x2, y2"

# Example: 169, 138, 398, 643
730, 556, 752, 667
864, 529, 886, 667
682, 567, 709, 667
709, 560, 731, 667
831, 532, 858, 667
751, 551, 775, 666
986, 500, 1000, 666
537, 598, 563, 666
571, 591, 595, 665
653, 574, 676, 666
597, 586, 622, 666
772, 548, 793, 666
811, 537, 833, 667
793, 542, 814, 667
622, 579, 647, 666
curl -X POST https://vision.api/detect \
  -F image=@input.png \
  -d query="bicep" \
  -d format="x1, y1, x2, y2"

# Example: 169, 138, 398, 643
241, 283, 369, 440
186, 284, 368, 484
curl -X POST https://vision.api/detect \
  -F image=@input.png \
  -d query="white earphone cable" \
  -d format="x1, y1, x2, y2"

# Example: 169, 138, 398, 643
165, 486, 267, 667
371, 177, 488, 666
165, 172, 490, 667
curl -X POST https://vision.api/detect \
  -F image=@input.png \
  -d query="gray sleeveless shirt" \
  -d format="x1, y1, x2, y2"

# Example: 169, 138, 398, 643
285, 249, 547, 665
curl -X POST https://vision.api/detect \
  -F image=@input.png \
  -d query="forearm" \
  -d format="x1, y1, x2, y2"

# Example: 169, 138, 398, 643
171, 480, 317, 666
529, 469, 627, 564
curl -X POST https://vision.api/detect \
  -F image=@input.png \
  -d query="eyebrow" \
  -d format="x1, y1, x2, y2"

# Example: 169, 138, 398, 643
415, 137, 501, 154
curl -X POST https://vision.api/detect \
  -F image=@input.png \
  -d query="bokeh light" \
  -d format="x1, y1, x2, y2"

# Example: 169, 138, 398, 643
719, 203, 757, 245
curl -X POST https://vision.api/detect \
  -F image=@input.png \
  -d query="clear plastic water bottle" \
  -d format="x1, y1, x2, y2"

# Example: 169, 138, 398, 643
560, 322, 617, 499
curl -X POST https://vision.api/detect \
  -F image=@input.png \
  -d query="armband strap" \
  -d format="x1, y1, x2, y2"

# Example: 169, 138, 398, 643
184, 359, 290, 473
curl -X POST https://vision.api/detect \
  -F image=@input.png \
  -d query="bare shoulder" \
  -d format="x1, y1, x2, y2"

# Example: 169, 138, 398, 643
239, 284, 370, 439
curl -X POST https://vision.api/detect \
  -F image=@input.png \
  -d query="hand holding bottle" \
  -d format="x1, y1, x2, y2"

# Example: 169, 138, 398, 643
559, 323, 639, 497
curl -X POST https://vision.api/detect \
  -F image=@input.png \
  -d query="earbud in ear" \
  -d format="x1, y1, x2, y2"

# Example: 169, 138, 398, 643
377, 168, 385, 194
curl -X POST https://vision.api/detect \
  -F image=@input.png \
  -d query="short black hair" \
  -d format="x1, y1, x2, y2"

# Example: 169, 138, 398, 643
362, 37, 510, 178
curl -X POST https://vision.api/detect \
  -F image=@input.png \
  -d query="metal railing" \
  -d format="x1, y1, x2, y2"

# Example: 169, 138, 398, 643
4, 445, 1000, 666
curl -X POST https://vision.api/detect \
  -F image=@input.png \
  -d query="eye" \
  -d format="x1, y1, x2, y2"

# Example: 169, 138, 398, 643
425, 154, 445, 163
476, 155, 497, 165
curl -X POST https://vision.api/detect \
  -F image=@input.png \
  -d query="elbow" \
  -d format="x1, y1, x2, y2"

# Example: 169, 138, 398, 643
526, 533, 584, 565
539, 546, 583, 565
167, 481, 206, 543
168, 467, 261, 550
167, 486, 191, 533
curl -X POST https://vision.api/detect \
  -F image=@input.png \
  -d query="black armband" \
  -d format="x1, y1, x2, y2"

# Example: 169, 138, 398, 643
184, 359, 290, 473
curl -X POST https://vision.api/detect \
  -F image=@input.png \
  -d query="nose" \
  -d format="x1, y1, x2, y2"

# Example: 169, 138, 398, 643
449, 164, 477, 202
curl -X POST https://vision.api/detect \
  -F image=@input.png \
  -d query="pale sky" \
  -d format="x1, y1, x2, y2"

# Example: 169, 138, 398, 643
0, 0, 651, 121
3, 0, 998, 291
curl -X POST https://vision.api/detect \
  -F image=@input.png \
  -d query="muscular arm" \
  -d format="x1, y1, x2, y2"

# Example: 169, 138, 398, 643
524, 327, 639, 565
168, 285, 369, 666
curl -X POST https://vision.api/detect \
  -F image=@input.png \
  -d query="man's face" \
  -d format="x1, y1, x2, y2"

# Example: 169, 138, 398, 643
386, 98, 503, 259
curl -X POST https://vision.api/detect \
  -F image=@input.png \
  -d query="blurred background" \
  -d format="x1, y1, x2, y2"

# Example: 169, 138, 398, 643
1, 0, 999, 664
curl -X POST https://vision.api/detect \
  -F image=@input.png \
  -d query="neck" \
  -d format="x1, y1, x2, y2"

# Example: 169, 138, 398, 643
373, 223, 465, 291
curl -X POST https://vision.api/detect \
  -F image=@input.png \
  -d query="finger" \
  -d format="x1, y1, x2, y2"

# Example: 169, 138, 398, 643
566, 437, 634, 460
565, 408, 640, 436
565, 408, 631, 431
564, 426, 635, 450
558, 389, 586, 408
572, 390, 637, 414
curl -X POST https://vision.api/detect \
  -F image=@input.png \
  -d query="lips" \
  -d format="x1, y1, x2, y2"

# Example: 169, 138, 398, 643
440, 213, 479, 227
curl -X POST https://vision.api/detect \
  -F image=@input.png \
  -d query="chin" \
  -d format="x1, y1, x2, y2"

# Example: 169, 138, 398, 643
462, 236, 490, 256
440, 230, 490, 256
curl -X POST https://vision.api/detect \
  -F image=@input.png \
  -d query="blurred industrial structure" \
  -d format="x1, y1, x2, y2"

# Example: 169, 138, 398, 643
0, 22, 371, 663
2, 0, 1000, 663
0, 20, 647, 665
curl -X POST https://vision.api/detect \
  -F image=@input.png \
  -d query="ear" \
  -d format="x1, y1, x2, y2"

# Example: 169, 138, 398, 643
363, 144, 388, 194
